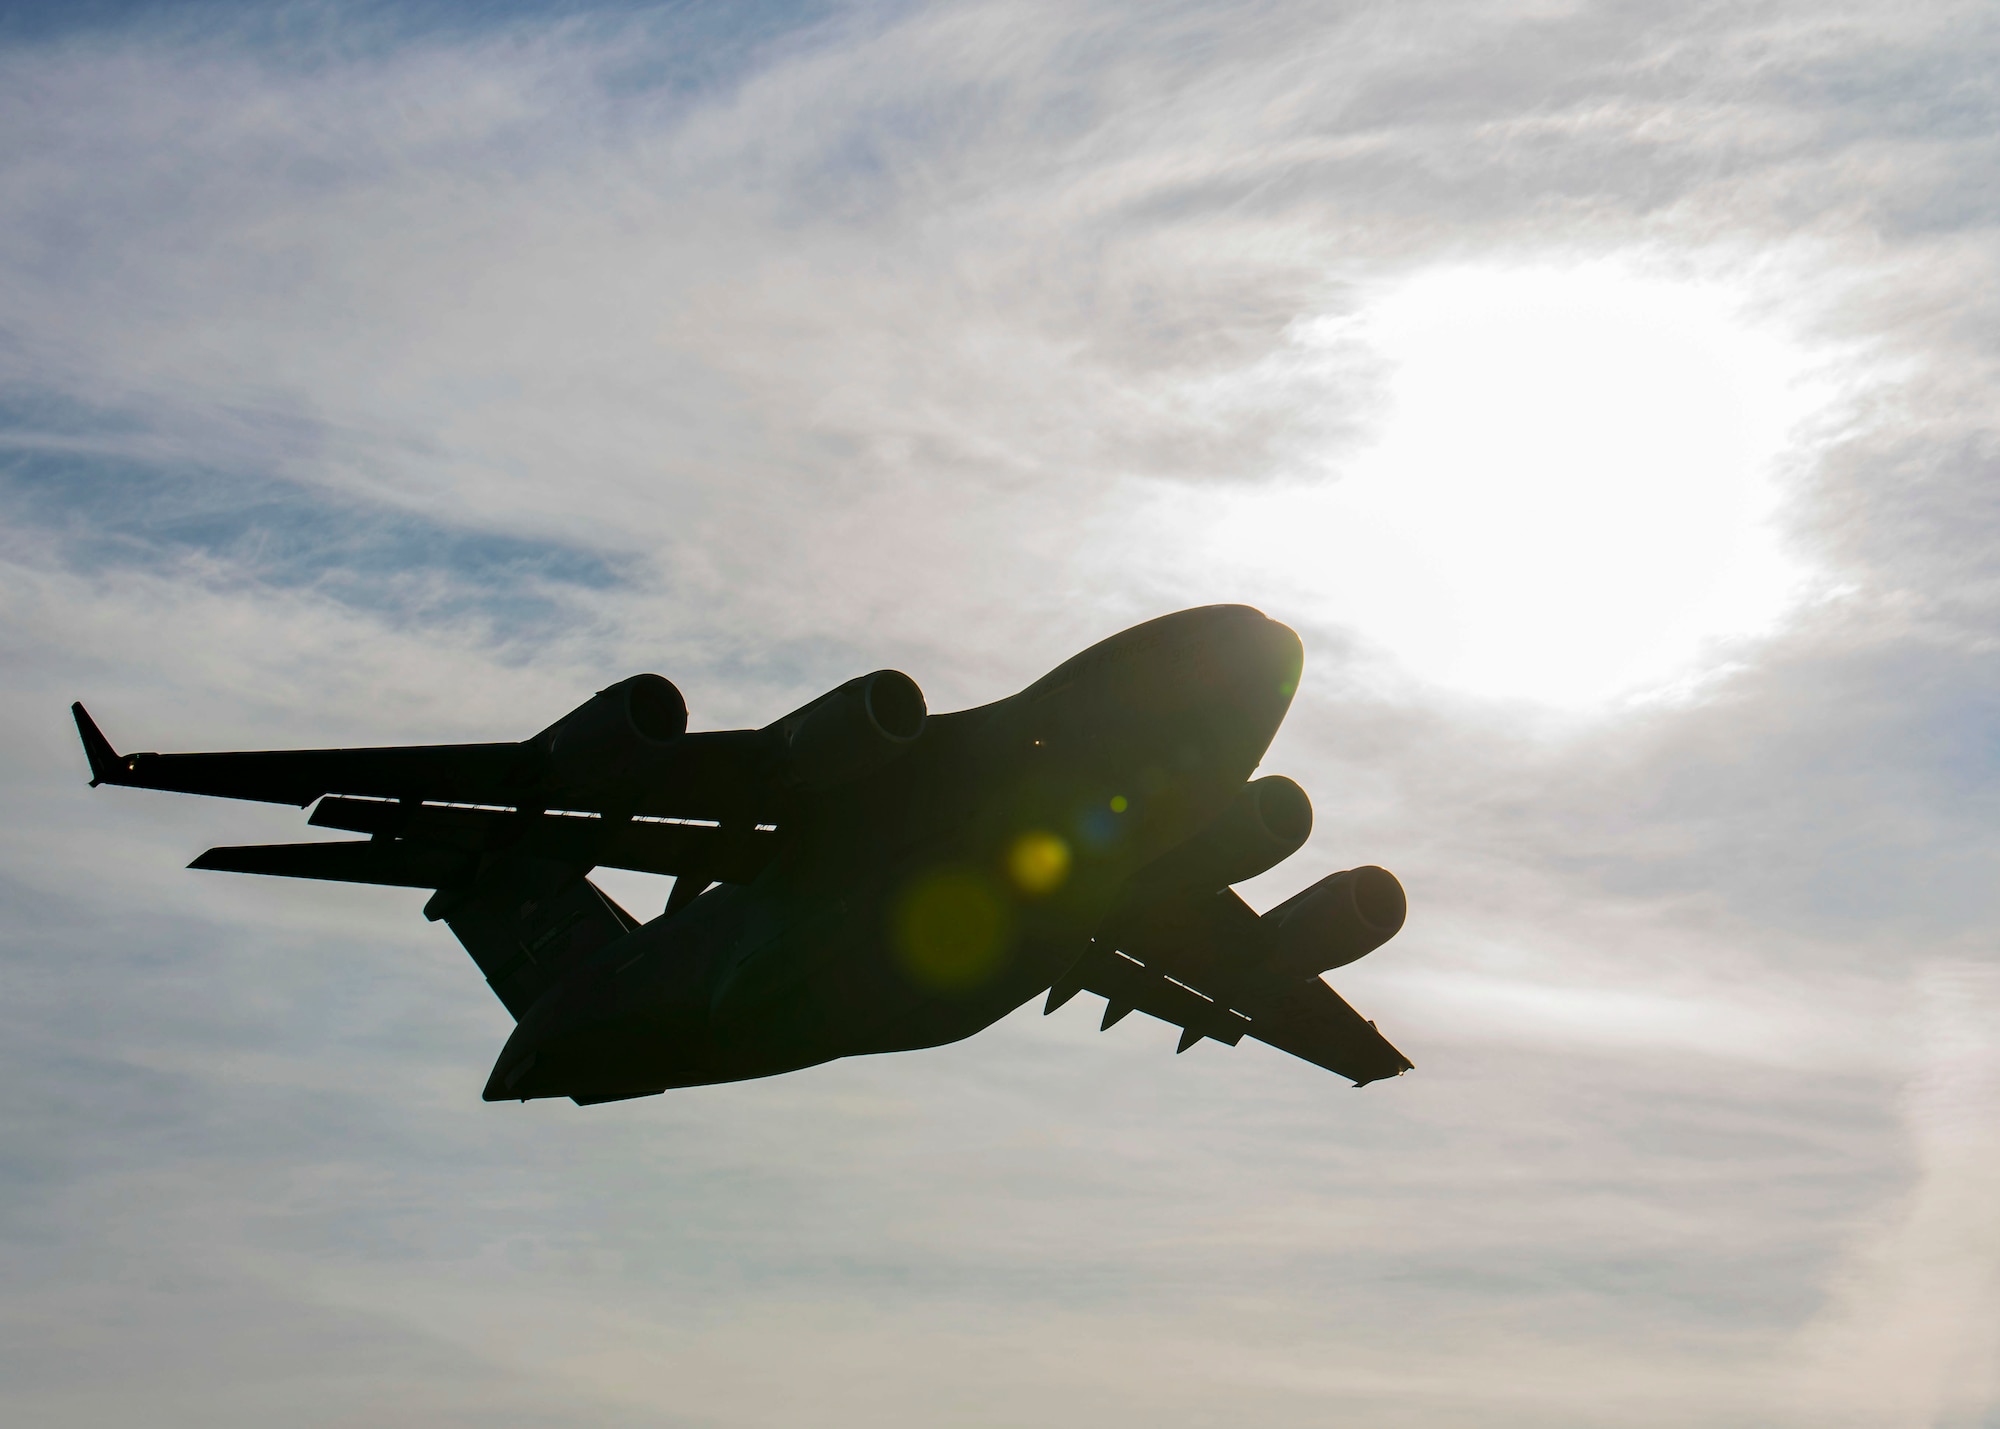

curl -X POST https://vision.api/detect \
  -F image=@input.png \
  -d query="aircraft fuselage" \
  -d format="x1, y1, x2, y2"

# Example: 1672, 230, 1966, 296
487, 604, 1304, 1101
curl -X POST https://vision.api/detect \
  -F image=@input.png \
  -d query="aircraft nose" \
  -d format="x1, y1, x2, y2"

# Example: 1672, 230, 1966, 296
1195, 607, 1303, 746
1224, 607, 1304, 706
996, 605, 1307, 873
1168, 604, 1301, 702
1087, 605, 1303, 773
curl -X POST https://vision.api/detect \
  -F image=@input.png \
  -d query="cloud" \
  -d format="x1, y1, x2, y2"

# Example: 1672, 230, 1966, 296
1791, 962, 2000, 1426
1, 0, 1997, 1424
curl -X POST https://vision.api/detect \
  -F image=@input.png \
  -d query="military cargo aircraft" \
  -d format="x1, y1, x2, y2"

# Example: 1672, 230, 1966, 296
72, 604, 1412, 1104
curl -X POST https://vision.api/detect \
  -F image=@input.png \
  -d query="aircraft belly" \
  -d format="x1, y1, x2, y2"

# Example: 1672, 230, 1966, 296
844, 934, 1079, 1057
490, 868, 1089, 1100
485, 881, 916, 1099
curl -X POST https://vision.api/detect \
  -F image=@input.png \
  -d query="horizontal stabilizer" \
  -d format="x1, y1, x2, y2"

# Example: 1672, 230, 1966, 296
190, 840, 476, 888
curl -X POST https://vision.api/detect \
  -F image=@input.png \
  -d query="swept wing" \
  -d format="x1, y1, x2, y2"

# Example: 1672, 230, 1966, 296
71, 701, 778, 825
1050, 886, 1413, 1087
73, 702, 783, 889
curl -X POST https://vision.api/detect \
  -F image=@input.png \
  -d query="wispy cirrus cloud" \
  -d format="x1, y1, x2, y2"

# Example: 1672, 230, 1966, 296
2, 1, 1997, 1424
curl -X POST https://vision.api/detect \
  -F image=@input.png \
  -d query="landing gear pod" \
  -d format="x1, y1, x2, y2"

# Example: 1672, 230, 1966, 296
546, 674, 688, 792
784, 670, 927, 789
1259, 865, 1406, 977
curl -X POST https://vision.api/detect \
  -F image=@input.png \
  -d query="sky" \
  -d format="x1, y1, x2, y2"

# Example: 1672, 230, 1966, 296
1, 0, 1997, 1424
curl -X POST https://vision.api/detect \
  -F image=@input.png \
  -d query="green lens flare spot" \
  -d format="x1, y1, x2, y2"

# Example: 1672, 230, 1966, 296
895, 870, 1011, 992
1108, 795, 1128, 813
1007, 831, 1071, 896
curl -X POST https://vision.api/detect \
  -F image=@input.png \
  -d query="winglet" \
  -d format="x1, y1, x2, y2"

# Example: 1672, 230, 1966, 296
71, 703, 124, 787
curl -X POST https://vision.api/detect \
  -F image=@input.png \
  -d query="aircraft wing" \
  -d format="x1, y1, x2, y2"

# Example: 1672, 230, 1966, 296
74, 702, 787, 896
71, 702, 778, 825
1052, 887, 1413, 1086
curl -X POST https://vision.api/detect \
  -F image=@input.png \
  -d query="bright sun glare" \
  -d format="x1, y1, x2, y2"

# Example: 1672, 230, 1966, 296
1175, 260, 1822, 709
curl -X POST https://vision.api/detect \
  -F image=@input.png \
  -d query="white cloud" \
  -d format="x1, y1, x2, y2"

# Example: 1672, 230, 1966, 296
1790, 962, 2000, 1426
2, 0, 1997, 1424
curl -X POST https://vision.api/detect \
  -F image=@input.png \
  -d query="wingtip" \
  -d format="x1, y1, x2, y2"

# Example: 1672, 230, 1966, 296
1350, 1055, 1416, 1088
71, 702, 122, 787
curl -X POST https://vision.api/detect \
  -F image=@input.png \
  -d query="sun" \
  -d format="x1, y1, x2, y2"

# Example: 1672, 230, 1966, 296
1159, 258, 1823, 709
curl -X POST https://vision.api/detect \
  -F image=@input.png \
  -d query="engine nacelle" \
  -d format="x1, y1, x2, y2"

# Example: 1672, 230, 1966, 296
1259, 865, 1406, 978
545, 673, 688, 792
784, 669, 927, 789
1134, 775, 1313, 893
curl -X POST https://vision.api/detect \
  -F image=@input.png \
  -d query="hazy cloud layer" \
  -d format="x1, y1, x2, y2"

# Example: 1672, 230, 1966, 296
2, 1, 1996, 1424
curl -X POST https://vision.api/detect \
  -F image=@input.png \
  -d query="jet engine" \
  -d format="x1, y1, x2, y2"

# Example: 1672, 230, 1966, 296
784, 669, 927, 789
1258, 865, 1406, 978
1135, 775, 1313, 893
545, 673, 689, 792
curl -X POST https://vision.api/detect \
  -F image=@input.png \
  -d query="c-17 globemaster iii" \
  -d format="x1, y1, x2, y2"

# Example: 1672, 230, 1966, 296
73, 604, 1412, 1104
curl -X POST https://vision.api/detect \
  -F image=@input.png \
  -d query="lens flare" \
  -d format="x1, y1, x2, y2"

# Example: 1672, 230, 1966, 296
895, 869, 1010, 991
1007, 831, 1071, 896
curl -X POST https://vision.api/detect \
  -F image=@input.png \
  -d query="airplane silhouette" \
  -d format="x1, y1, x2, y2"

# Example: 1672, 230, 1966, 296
75, 605, 1411, 1104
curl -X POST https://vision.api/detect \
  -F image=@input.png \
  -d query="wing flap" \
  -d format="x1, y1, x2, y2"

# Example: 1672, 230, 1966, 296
308, 798, 779, 882
1057, 942, 1252, 1048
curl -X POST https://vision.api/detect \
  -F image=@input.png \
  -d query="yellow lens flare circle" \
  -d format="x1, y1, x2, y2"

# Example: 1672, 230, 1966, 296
1006, 831, 1071, 897
895, 870, 1011, 992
